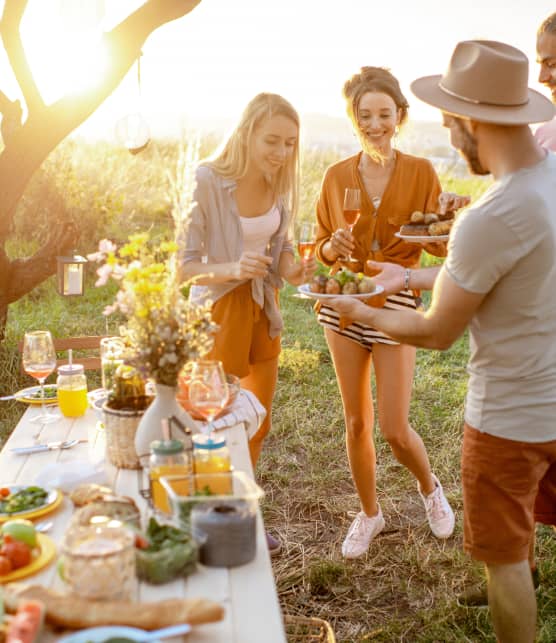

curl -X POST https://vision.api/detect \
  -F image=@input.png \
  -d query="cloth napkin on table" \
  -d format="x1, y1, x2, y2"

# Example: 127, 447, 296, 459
198, 389, 266, 440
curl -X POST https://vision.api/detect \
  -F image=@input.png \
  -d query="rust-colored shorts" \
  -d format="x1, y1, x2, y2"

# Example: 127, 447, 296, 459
206, 282, 281, 379
462, 423, 556, 565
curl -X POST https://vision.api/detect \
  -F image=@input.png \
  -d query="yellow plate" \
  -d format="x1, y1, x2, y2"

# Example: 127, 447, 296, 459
0, 533, 56, 583
15, 385, 58, 406
0, 487, 63, 523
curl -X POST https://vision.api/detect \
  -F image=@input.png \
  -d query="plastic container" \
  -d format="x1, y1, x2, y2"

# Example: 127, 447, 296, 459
56, 363, 88, 418
160, 470, 264, 567
192, 434, 232, 494
149, 439, 192, 513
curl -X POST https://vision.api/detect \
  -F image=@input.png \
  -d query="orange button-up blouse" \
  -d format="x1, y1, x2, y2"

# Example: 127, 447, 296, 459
315, 151, 442, 272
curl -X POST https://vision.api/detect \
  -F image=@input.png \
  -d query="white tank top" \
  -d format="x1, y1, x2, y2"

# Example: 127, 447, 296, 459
240, 205, 280, 254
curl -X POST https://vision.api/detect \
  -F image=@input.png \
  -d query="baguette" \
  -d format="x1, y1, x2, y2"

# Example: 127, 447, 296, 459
3, 584, 224, 630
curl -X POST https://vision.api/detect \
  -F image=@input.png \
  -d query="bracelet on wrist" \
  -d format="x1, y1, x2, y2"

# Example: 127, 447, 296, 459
403, 268, 411, 291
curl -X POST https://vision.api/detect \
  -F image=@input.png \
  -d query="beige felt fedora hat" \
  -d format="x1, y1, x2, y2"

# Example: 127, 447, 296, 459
411, 40, 555, 125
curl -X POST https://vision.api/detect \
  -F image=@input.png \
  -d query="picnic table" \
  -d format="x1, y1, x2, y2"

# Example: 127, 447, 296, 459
0, 401, 287, 642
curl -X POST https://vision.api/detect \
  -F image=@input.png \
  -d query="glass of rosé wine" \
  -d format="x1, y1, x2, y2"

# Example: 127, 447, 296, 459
22, 330, 60, 424
188, 360, 229, 437
342, 188, 361, 261
297, 222, 317, 261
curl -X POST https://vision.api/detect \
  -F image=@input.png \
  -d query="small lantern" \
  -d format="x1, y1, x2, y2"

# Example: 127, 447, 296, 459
115, 112, 150, 154
56, 255, 88, 296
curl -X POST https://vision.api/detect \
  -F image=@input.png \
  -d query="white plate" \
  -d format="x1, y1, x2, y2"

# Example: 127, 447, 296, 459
58, 625, 164, 643
0, 484, 58, 518
394, 231, 449, 243
297, 283, 384, 301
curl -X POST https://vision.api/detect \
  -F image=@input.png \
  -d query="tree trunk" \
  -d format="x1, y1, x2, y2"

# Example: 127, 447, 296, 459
0, 0, 202, 340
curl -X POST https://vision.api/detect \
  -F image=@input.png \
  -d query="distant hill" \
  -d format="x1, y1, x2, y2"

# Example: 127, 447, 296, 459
301, 112, 467, 174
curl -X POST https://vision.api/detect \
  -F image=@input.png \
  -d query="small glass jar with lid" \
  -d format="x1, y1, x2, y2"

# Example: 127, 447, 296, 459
192, 434, 232, 494
56, 363, 88, 418
149, 439, 192, 513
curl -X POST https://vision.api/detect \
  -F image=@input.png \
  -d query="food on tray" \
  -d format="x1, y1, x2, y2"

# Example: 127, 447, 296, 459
135, 517, 198, 584
1, 599, 44, 643
68, 483, 114, 508
0, 488, 48, 516
0, 520, 38, 575
2, 583, 225, 629
20, 386, 57, 401
399, 210, 455, 237
310, 268, 376, 295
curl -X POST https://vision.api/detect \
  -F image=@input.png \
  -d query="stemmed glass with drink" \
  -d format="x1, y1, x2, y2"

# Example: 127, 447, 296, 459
297, 222, 317, 262
342, 188, 361, 262
21, 330, 60, 425
188, 360, 229, 437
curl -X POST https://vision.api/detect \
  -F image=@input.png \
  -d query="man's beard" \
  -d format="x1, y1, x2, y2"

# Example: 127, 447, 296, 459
454, 120, 489, 176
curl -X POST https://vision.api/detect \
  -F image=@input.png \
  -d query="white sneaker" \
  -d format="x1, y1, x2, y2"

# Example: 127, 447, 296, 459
341, 506, 385, 559
419, 474, 455, 539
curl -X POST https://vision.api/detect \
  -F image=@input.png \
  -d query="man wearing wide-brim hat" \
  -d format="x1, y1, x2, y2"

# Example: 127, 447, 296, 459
327, 40, 556, 643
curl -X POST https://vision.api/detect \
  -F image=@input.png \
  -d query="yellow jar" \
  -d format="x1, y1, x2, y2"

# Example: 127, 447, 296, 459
56, 364, 88, 418
149, 440, 191, 513
193, 434, 232, 494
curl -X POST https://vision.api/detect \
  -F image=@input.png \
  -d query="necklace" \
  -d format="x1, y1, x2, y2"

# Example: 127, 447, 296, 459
358, 151, 396, 205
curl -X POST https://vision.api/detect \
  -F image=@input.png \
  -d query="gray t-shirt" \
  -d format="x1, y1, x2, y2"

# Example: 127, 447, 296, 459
443, 152, 556, 443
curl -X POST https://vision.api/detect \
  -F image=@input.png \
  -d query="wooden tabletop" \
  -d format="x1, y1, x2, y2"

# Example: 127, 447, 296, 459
0, 403, 286, 643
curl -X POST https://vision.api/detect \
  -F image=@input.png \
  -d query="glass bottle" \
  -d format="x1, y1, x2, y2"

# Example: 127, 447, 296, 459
56, 363, 88, 417
192, 434, 232, 494
149, 439, 192, 513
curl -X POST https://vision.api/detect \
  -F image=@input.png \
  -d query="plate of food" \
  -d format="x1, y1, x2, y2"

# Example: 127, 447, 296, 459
394, 231, 449, 243
395, 209, 454, 243
13, 384, 58, 406
298, 268, 384, 301
0, 531, 56, 583
0, 485, 62, 522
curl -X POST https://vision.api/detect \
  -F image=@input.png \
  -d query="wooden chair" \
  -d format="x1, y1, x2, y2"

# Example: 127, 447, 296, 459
18, 336, 106, 372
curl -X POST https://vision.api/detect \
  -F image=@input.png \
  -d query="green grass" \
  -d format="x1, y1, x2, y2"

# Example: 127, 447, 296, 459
1, 139, 554, 642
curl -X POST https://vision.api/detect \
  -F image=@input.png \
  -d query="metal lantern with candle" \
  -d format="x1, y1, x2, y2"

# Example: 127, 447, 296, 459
56, 255, 87, 296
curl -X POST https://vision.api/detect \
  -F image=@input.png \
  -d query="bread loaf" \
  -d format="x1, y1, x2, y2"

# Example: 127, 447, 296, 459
3, 584, 224, 630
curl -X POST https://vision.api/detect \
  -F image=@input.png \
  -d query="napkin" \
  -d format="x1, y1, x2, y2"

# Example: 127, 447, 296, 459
34, 459, 108, 493
199, 389, 266, 439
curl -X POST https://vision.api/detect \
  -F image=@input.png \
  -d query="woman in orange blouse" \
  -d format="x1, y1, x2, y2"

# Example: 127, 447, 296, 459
315, 67, 456, 558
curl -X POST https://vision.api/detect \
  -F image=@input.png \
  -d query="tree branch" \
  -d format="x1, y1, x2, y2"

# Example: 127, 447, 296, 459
0, 0, 44, 114
0, 0, 203, 229
0, 90, 22, 145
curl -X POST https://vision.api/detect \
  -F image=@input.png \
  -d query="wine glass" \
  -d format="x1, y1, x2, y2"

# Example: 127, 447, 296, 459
188, 360, 229, 437
297, 222, 317, 262
342, 188, 361, 261
21, 330, 60, 425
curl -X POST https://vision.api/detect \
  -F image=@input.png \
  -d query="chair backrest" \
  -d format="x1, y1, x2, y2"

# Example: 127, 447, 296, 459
18, 336, 106, 372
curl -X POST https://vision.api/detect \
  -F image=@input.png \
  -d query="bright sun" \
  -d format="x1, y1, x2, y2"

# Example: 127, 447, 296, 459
19, 3, 109, 104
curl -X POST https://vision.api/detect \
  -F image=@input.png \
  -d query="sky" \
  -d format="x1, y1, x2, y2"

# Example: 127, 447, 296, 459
1, 0, 554, 142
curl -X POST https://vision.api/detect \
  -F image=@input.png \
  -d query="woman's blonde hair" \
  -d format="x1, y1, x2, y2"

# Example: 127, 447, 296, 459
343, 67, 409, 162
207, 93, 300, 216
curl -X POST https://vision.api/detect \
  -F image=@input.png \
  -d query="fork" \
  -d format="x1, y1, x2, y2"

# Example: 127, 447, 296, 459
10, 439, 82, 455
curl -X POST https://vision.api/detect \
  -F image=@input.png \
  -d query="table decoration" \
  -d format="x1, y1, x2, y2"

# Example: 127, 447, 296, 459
88, 144, 218, 457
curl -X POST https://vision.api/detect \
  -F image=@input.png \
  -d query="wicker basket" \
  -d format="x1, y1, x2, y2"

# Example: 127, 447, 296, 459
284, 615, 335, 643
102, 403, 144, 469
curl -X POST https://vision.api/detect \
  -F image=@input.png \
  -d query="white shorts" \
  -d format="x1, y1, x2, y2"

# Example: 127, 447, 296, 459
317, 290, 419, 349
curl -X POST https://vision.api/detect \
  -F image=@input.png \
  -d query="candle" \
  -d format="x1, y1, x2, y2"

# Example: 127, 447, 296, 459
66, 265, 82, 295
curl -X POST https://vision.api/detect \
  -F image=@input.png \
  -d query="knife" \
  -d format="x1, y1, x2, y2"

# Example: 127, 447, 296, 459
10, 439, 85, 455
